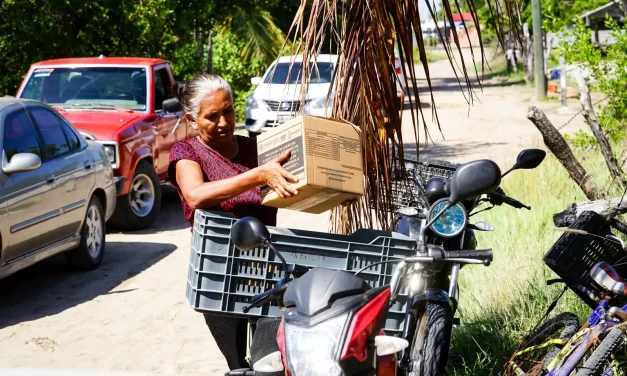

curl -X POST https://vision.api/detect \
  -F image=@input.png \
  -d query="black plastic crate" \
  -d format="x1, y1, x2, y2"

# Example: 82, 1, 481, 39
543, 210, 627, 308
187, 210, 417, 336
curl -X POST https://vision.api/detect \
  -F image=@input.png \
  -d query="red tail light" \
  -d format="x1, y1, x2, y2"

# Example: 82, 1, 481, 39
340, 288, 391, 362
276, 318, 290, 376
395, 57, 402, 74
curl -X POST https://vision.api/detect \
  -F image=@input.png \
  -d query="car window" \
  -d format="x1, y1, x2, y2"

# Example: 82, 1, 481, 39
154, 68, 172, 111
59, 117, 81, 151
3, 109, 42, 162
28, 107, 70, 158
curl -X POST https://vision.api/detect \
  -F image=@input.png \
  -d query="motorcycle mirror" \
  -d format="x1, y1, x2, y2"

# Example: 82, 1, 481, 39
502, 149, 546, 177
448, 160, 502, 205
231, 217, 270, 251
396, 207, 419, 216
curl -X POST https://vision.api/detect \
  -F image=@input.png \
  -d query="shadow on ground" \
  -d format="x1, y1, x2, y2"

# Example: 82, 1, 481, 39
402, 141, 508, 161
0, 240, 177, 329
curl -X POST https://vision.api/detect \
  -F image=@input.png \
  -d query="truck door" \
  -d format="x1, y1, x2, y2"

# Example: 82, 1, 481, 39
153, 66, 184, 176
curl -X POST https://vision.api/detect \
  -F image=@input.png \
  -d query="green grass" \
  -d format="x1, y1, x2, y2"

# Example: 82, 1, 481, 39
447, 144, 624, 375
482, 59, 526, 84
413, 46, 450, 64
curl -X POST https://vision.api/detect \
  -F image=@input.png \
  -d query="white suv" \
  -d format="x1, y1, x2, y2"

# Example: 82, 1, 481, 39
244, 54, 338, 136
244, 52, 405, 136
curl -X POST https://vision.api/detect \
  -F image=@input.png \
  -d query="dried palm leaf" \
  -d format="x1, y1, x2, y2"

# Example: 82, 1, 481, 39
278, 0, 521, 234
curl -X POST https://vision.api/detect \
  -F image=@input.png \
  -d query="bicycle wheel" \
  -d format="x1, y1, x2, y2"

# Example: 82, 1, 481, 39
503, 312, 581, 376
575, 326, 626, 376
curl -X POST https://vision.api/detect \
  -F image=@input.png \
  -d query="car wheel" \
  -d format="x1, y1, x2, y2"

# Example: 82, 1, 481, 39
65, 195, 105, 270
109, 160, 162, 231
248, 131, 261, 138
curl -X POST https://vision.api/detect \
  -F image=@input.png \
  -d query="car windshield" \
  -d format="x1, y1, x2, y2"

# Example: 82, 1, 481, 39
19, 66, 148, 111
263, 62, 334, 85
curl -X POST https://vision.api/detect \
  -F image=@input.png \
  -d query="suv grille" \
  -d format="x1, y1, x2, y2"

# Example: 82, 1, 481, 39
265, 100, 309, 112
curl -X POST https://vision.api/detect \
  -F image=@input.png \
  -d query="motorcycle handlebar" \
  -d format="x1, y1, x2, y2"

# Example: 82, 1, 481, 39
488, 189, 530, 210
243, 282, 289, 313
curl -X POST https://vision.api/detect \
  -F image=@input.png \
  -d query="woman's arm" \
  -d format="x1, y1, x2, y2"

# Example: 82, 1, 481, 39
176, 151, 299, 210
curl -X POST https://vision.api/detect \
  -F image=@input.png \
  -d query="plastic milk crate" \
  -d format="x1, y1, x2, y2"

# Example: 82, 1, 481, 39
186, 210, 418, 336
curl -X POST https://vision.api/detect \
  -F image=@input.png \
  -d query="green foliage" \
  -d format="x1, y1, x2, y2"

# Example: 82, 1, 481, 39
0, 0, 288, 97
559, 17, 627, 146
212, 31, 266, 120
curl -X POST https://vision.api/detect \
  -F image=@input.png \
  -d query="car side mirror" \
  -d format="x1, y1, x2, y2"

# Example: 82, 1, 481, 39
231, 217, 271, 251
251, 77, 262, 86
2, 152, 41, 174
163, 98, 182, 113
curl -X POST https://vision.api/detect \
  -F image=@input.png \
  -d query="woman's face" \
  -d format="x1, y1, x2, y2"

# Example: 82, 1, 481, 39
191, 89, 236, 147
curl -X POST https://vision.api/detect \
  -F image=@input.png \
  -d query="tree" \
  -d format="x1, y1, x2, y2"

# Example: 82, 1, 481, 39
285, 0, 522, 233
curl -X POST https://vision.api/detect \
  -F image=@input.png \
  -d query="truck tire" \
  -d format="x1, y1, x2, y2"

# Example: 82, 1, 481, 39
109, 160, 161, 231
65, 195, 105, 270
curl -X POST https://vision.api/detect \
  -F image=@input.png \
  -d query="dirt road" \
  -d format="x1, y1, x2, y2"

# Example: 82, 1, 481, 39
0, 49, 590, 375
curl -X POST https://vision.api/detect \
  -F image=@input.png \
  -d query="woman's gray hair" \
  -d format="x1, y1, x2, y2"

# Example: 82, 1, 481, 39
173, 74, 234, 120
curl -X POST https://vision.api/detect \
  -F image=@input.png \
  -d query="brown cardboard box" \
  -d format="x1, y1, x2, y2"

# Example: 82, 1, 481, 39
256, 115, 363, 214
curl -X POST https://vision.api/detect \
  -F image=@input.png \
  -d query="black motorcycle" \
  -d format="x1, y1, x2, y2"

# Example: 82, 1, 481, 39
389, 148, 545, 375
226, 149, 546, 376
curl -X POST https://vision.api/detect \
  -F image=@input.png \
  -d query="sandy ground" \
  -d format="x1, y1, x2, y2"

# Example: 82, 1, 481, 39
0, 48, 593, 375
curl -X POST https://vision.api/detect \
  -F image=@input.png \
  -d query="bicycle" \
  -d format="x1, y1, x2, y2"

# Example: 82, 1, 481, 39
503, 209, 627, 376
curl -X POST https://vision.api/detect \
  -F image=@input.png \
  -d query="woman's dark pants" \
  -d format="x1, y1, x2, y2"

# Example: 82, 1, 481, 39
204, 313, 250, 370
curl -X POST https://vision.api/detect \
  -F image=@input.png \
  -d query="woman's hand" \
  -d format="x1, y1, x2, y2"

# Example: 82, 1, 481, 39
257, 151, 299, 198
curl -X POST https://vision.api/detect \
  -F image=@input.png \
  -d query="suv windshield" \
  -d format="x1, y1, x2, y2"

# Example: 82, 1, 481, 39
263, 62, 334, 85
20, 67, 148, 111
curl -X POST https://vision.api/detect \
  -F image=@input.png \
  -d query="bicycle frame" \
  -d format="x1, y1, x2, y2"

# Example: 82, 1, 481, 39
544, 300, 627, 376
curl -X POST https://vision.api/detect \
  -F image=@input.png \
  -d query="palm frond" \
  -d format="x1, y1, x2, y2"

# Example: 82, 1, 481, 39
220, 8, 287, 65
281, 0, 521, 234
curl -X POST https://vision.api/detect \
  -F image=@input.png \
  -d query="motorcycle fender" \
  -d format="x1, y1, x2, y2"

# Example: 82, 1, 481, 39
411, 288, 454, 313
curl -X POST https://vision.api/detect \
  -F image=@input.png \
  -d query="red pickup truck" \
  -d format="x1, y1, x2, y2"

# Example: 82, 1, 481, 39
16, 57, 195, 230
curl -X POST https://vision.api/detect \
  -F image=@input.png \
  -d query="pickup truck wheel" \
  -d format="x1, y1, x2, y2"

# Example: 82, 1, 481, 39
109, 161, 161, 231
65, 196, 105, 270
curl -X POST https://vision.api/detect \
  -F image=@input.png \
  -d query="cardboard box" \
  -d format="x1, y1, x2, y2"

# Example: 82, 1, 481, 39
256, 115, 363, 214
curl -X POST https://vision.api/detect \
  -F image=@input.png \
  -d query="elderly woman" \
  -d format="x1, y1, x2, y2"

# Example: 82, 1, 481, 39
168, 74, 298, 370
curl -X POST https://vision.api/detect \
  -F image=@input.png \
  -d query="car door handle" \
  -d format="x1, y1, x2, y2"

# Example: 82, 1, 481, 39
84, 161, 93, 170
46, 174, 56, 184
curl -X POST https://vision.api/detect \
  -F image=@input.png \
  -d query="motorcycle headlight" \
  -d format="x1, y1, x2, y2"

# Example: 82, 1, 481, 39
284, 313, 348, 376
428, 199, 467, 237
246, 95, 259, 110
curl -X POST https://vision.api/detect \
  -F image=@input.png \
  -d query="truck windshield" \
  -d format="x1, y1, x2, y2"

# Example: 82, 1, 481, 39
20, 67, 148, 111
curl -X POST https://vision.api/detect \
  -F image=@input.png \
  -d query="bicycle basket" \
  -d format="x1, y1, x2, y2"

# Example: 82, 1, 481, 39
381, 155, 460, 211
543, 210, 627, 308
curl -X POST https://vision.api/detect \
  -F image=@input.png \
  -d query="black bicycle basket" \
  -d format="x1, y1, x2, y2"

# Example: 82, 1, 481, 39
544, 210, 627, 308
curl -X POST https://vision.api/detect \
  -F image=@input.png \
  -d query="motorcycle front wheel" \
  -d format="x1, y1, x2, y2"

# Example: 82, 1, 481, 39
409, 301, 453, 376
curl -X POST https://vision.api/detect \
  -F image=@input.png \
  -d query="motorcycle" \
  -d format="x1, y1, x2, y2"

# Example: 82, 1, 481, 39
227, 149, 546, 376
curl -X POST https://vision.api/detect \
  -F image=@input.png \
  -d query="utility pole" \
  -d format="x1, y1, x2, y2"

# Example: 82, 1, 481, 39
532, 0, 546, 100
